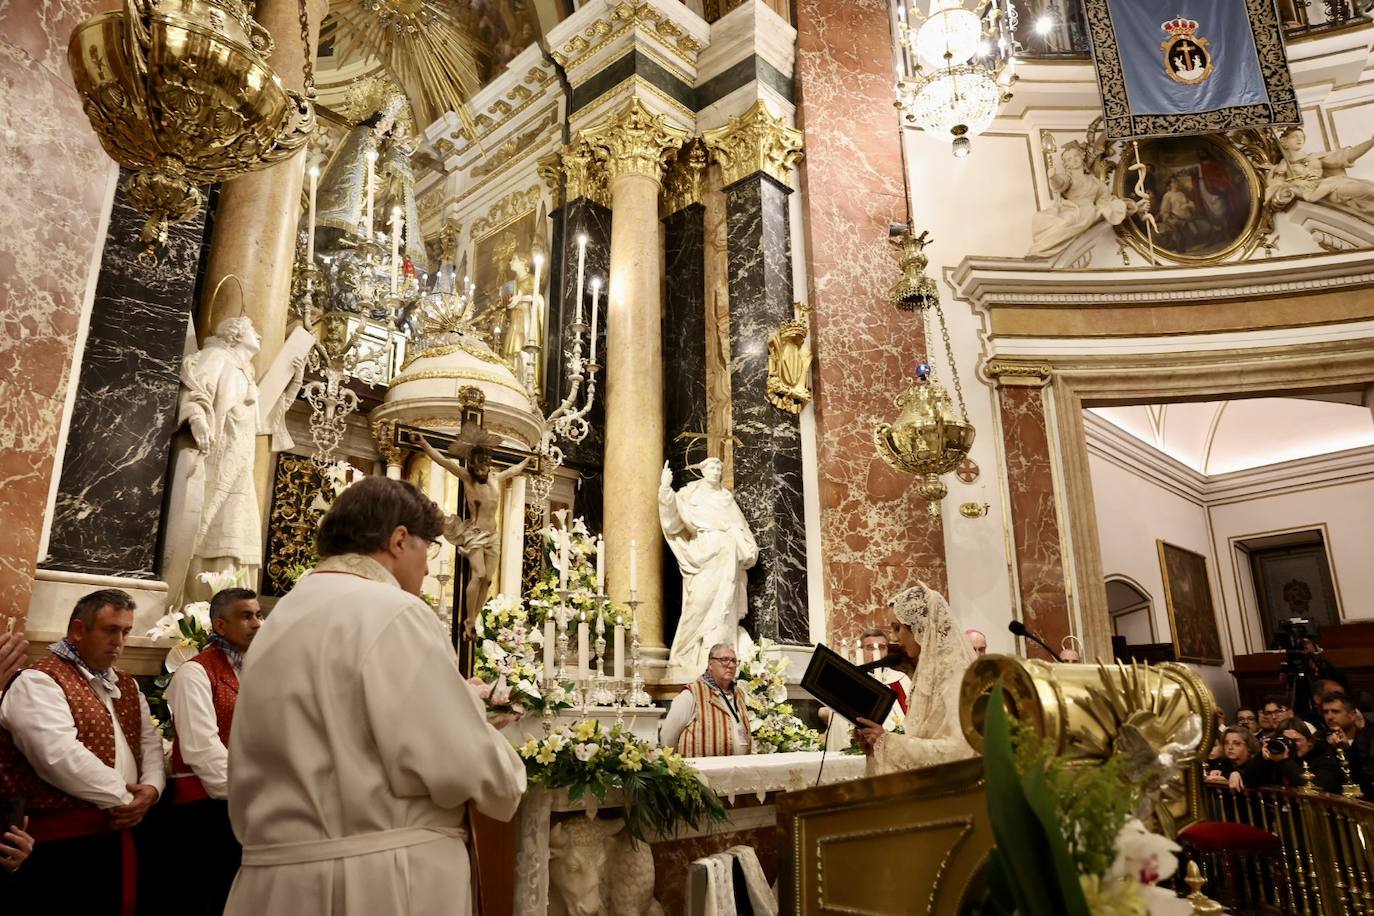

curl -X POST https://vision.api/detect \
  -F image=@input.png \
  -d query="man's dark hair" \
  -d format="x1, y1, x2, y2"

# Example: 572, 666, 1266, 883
859, 627, 887, 640
316, 476, 444, 558
209, 588, 258, 623
1260, 694, 1289, 711
1235, 706, 1256, 719
1321, 692, 1357, 712
69, 589, 136, 628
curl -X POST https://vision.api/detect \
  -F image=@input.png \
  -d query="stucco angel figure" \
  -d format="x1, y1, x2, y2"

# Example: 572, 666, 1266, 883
421, 425, 531, 636
1027, 140, 1149, 260
175, 317, 305, 603
660, 458, 759, 682
855, 582, 978, 777
1264, 126, 1374, 215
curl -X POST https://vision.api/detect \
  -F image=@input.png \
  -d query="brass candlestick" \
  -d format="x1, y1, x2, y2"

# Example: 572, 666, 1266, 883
1335, 745, 1365, 799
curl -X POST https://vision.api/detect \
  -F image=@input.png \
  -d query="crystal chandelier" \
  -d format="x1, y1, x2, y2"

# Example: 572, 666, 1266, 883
894, 0, 1017, 157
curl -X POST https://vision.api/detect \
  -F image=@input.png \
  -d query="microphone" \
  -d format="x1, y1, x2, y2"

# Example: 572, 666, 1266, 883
857, 648, 908, 672
1008, 620, 1063, 662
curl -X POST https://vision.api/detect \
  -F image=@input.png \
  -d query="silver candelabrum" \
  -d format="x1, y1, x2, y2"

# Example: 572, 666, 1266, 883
590, 598, 616, 707
626, 595, 652, 707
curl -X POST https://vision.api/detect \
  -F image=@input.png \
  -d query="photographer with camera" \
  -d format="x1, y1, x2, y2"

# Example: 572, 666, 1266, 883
1259, 716, 1342, 793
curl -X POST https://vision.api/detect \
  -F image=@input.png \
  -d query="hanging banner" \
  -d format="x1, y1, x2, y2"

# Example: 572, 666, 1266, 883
1084, 0, 1300, 141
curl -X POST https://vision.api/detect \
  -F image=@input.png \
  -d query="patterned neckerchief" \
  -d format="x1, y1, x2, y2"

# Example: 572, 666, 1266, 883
48, 638, 121, 698
698, 672, 741, 722
207, 633, 245, 673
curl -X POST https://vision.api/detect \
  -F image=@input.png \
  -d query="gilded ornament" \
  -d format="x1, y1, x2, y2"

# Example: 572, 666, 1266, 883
470, 110, 559, 179
660, 140, 708, 215
984, 360, 1053, 385
765, 305, 812, 414
886, 229, 939, 310
470, 185, 542, 239
263, 454, 332, 595
580, 98, 688, 184
68, 0, 315, 261
370, 418, 405, 468
702, 100, 804, 188
873, 376, 976, 516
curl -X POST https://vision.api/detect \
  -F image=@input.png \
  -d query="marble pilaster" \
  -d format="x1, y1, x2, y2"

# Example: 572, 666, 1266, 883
795, 0, 948, 637
42, 172, 209, 579
0, 0, 124, 626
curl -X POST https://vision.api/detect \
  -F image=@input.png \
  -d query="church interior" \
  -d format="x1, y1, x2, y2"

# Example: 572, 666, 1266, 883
3, 0, 1374, 911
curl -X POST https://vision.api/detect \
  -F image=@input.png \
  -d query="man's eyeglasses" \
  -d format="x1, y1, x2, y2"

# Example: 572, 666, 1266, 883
709, 657, 738, 667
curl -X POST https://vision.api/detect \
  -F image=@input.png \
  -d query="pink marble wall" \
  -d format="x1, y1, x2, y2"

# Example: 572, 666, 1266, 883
997, 385, 1071, 660
795, 0, 946, 640
0, 0, 117, 625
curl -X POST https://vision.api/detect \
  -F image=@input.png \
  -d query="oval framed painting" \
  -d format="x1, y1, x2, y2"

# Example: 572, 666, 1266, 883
1114, 133, 1263, 264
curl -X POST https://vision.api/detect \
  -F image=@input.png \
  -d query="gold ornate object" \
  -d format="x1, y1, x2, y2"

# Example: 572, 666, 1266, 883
1298, 759, 1321, 795
1184, 861, 1225, 914
1335, 746, 1365, 799
68, 0, 315, 261
701, 99, 804, 188
873, 377, 975, 518
660, 140, 708, 216
370, 418, 405, 469
580, 98, 688, 184
263, 453, 330, 595
887, 229, 939, 310
765, 305, 812, 414
959, 656, 1214, 835
958, 501, 989, 519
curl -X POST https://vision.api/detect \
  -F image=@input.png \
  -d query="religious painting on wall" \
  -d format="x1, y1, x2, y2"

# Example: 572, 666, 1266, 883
1157, 540, 1224, 665
471, 209, 549, 393
1115, 133, 1262, 264
1250, 537, 1340, 648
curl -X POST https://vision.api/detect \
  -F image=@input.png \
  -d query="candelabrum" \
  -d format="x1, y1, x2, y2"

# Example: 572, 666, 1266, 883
434, 568, 453, 633
553, 593, 571, 685
626, 596, 652, 707
1335, 746, 1365, 799
590, 602, 616, 707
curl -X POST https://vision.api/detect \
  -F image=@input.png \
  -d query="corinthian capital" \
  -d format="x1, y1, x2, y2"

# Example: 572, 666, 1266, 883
580, 98, 689, 184
702, 101, 804, 189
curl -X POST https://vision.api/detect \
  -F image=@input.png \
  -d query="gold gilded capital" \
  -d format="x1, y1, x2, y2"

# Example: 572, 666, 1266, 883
984, 360, 1053, 387
371, 419, 405, 467
553, 139, 611, 207
580, 98, 688, 185
661, 140, 708, 216
702, 100, 804, 189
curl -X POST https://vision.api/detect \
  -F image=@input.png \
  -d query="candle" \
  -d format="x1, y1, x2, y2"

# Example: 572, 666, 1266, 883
577, 614, 590, 679
574, 233, 587, 325
439, 558, 449, 577
390, 207, 401, 294
613, 624, 625, 680
559, 527, 570, 590
543, 618, 555, 682
853, 640, 863, 666
589, 278, 601, 363
629, 538, 638, 597
365, 148, 377, 237
306, 164, 319, 262
530, 252, 544, 344
595, 535, 605, 594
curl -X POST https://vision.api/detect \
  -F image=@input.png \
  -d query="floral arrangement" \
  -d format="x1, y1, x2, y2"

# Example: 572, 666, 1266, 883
980, 682, 1192, 916
144, 567, 247, 738
471, 593, 574, 718
516, 718, 727, 842
524, 515, 630, 629
736, 638, 824, 753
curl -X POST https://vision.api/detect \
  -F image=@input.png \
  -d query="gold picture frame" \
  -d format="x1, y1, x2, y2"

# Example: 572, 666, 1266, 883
1114, 133, 1264, 265
1157, 540, 1224, 665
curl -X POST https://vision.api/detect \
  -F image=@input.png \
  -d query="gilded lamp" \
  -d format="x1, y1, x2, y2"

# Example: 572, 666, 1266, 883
68, 0, 316, 259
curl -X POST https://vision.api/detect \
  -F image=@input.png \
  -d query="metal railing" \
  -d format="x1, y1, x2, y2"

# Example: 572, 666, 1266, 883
1194, 782, 1374, 914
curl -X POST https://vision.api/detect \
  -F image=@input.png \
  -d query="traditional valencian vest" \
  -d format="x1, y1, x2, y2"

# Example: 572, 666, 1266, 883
0, 655, 144, 813
677, 680, 752, 757
170, 644, 240, 803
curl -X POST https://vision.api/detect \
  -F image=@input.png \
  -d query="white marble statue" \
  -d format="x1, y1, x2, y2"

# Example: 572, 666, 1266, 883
548, 818, 663, 916
659, 458, 758, 682
1264, 126, 1374, 215
1027, 140, 1148, 260
172, 317, 305, 603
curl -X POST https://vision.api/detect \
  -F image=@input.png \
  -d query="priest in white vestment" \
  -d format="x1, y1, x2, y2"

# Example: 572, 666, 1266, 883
225, 476, 527, 916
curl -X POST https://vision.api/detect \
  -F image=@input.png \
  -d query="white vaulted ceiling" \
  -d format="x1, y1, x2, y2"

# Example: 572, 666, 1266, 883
1089, 395, 1374, 476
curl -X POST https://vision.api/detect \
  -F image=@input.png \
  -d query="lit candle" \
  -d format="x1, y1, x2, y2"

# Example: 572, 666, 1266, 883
559, 527, 570, 590
575, 233, 587, 325
390, 207, 401, 294
853, 639, 864, 666
365, 148, 377, 238
543, 617, 555, 682
613, 623, 625, 680
577, 613, 590, 679
595, 535, 605, 594
306, 164, 319, 262
589, 278, 601, 363
629, 538, 638, 597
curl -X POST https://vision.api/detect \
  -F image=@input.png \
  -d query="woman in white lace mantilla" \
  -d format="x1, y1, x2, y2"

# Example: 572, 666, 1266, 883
855, 582, 978, 776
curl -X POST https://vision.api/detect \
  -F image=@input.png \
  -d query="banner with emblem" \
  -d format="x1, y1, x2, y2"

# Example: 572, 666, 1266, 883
1083, 0, 1300, 141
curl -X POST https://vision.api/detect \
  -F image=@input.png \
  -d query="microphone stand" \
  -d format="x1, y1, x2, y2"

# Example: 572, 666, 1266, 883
1009, 622, 1063, 662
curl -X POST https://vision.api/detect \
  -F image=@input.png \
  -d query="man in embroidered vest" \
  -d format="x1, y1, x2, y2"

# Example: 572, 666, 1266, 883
661, 643, 753, 756
0, 588, 166, 913
164, 586, 262, 914
224, 476, 526, 916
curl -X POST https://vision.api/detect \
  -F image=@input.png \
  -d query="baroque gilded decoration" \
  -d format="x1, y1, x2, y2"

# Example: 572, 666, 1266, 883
549, 2, 704, 71
370, 418, 406, 468
580, 98, 689, 184
660, 140, 708, 215
984, 360, 1052, 386
470, 110, 560, 179
702, 101, 805, 189
470, 185, 543, 239
765, 305, 812, 414
263, 453, 332, 596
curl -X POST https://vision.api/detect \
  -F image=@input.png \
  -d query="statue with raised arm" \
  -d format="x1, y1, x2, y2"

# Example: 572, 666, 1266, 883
659, 458, 759, 682
1265, 126, 1374, 215
420, 425, 531, 636
1027, 140, 1148, 260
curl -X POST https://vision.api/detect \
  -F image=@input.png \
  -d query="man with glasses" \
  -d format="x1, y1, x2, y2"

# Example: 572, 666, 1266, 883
660, 643, 753, 756
1259, 695, 1292, 739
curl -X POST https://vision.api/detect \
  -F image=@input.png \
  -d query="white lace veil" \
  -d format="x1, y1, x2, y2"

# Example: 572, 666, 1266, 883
870, 582, 978, 775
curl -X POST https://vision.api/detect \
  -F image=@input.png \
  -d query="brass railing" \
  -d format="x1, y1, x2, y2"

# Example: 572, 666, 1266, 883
1196, 783, 1374, 914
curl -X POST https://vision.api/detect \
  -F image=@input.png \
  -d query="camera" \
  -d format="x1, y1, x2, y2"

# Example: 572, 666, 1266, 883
1271, 617, 1315, 675
1265, 735, 1295, 757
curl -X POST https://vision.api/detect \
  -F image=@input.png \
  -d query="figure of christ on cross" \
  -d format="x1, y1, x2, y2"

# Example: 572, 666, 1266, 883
418, 427, 532, 637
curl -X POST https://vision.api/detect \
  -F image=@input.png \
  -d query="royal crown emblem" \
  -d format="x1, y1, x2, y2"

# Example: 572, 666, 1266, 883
1160, 16, 1213, 85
